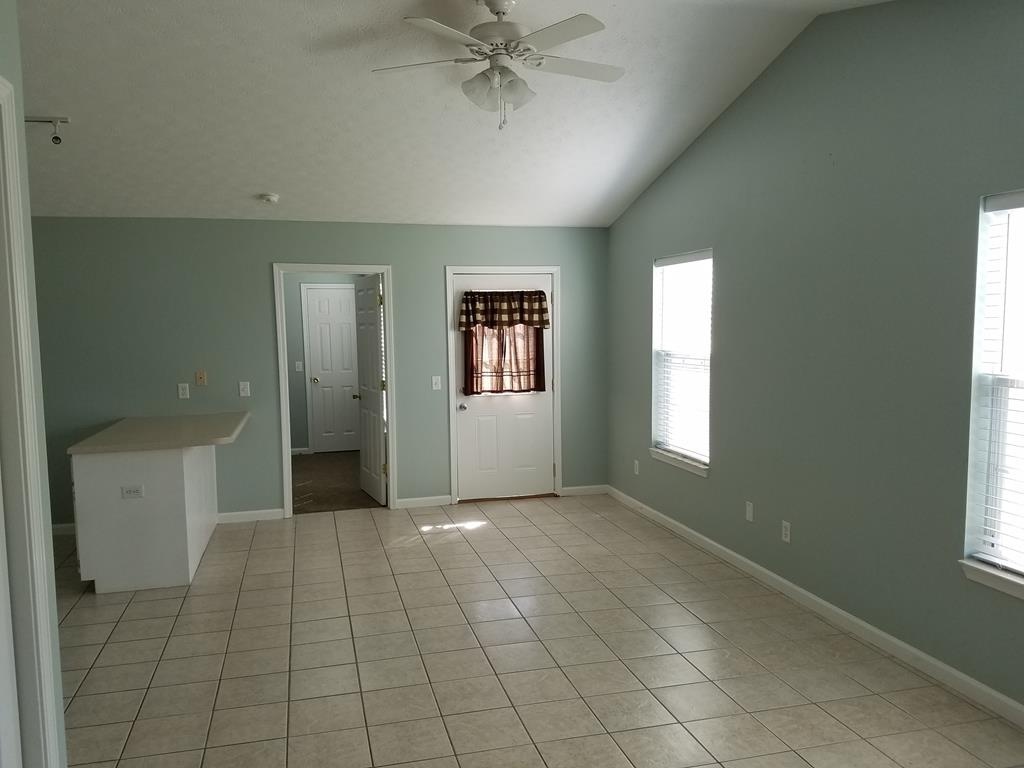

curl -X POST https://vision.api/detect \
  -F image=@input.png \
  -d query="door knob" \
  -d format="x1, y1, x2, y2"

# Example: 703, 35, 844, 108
311, 377, 320, 383
352, 394, 362, 400
458, 404, 468, 411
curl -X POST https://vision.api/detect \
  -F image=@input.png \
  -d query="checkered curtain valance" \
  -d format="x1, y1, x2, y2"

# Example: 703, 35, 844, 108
458, 290, 551, 330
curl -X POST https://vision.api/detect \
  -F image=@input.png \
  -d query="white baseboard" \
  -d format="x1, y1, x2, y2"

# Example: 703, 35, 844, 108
559, 485, 612, 496
395, 495, 453, 509
218, 508, 285, 524
50, 523, 75, 536
606, 486, 1024, 728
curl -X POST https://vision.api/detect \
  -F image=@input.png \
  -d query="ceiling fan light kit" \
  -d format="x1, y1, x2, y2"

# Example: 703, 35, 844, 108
373, 0, 624, 131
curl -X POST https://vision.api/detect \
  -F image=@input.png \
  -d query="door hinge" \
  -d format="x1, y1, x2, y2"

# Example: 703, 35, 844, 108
381, 379, 387, 391
553, 463, 557, 477
378, 294, 384, 307
382, 462, 388, 476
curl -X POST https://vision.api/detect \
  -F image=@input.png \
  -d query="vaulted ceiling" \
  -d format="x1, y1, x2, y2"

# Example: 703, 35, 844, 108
19, 0, 883, 226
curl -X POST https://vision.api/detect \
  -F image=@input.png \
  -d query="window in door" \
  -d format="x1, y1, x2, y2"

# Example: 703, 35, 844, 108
652, 250, 713, 474
459, 290, 550, 395
966, 191, 1024, 576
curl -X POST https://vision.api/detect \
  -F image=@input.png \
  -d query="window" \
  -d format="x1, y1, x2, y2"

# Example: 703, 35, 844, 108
458, 290, 550, 395
652, 250, 713, 473
966, 190, 1024, 576
464, 324, 545, 395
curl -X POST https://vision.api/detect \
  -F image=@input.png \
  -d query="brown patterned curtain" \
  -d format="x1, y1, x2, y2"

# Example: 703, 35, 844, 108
458, 291, 550, 395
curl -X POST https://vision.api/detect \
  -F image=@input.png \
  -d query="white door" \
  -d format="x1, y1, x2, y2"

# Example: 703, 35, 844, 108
452, 273, 555, 501
356, 275, 387, 505
303, 285, 359, 452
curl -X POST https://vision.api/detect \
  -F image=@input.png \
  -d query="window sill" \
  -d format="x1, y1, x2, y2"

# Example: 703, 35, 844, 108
649, 447, 709, 478
959, 558, 1024, 601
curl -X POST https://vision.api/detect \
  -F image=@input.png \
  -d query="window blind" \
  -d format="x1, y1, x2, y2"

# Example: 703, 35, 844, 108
967, 202, 1024, 574
652, 252, 713, 466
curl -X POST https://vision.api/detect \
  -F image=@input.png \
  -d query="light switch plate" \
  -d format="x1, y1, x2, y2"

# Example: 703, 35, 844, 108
177, 383, 190, 400
239, 381, 251, 397
295, 361, 304, 373
432, 376, 442, 391
745, 501, 754, 522
781, 520, 791, 543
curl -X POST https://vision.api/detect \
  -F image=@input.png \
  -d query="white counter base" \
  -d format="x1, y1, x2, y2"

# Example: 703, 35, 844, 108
71, 446, 218, 593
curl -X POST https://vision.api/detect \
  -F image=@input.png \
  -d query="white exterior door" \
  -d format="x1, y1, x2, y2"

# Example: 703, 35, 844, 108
303, 285, 359, 452
452, 272, 555, 501
356, 275, 387, 505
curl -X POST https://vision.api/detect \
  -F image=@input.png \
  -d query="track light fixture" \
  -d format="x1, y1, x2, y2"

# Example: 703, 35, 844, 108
25, 116, 70, 145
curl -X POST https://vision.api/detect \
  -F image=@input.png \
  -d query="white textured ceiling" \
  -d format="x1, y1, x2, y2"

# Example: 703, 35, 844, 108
19, 0, 883, 226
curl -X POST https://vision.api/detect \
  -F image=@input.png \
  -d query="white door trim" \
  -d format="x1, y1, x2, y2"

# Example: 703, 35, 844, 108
300, 282, 357, 454
445, 266, 563, 503
0, 473, 24, 768
0, 77, 64, 767
273, 264, 398, 515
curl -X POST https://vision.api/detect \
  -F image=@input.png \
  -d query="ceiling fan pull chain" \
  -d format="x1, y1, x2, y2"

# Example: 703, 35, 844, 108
498, 75, 504, 130
498, 73, 508, 131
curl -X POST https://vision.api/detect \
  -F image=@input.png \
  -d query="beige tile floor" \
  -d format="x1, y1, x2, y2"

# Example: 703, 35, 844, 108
53, 494, 1024, 767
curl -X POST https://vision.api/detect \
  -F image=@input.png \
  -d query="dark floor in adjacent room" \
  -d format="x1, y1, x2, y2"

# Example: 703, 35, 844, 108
292, 451, 381, 513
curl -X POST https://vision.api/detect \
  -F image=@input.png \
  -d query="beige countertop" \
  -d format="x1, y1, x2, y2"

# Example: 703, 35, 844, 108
68, 412, 250, 455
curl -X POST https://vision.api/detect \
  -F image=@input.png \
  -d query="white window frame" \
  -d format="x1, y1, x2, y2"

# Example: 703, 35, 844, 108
650, 249, 713, 478
961, 190, 1024, 601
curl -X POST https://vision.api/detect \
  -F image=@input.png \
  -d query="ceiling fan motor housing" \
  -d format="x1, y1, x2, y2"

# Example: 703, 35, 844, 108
469, 21, 531, 47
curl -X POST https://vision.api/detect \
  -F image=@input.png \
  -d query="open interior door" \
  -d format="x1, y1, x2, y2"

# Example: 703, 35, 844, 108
355, 275, 387, 505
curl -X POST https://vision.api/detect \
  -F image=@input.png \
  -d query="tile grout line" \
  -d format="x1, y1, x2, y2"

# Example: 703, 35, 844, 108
198, 521, 254, 766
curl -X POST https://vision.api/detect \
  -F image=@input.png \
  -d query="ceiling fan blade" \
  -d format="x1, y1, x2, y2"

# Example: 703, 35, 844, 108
524, 55, 624, 83
405, 17, 490, 49
372, 58, 479, 73
516, 14, 605, 53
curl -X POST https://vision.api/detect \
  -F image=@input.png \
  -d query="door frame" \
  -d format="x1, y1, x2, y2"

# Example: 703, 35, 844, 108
0, 77, 64, 767
273, 264, 398, 515
445, 265, 563, 503
300, 282, 358, 454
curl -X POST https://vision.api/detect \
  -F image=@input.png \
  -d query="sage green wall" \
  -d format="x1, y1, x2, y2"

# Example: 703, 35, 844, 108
1, 0, 66, 761
32, 219, 609, 522
608, 0, 1024, 703
283, 271, 358, 449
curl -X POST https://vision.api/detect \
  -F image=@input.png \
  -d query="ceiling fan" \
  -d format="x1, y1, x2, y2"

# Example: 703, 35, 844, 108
373, 0, 625, 130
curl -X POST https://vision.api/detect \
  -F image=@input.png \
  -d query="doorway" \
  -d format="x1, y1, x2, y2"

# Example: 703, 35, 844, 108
446, 266, 562, 503
274, 264, 397, 516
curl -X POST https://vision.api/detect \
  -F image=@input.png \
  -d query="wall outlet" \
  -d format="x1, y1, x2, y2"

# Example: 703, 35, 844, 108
432, 375, 442, 391
781, 520, 791, 543
194, 369, 208, 386
745, 501, 754, 522
177, 383, 190, 400
238, 381, 251, 397
121, 484, 145, 499
633, 459, 640, 475
295, 361, 304, 372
